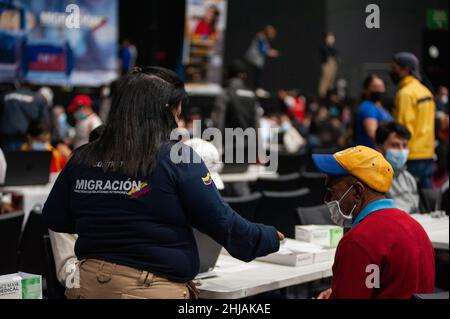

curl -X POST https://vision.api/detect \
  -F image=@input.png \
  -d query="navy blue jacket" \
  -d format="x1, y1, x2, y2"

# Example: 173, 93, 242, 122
43, 144, 279, 282
0, 88, 49, 138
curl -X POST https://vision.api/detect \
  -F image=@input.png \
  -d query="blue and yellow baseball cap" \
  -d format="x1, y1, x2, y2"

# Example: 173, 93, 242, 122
312, 146, 394, 193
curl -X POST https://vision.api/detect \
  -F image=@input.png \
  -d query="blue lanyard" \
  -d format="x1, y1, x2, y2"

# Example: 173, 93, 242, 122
352, 199, 396, 228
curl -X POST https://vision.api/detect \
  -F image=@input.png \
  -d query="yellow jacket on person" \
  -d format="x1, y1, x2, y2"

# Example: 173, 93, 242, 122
393, 75, 435, 160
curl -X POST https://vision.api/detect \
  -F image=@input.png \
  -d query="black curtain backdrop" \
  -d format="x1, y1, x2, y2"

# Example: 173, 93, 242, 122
118, 0, 325, 96
223, 0, 326, 96
118, 0, 448, 97
119, 0, 186, 70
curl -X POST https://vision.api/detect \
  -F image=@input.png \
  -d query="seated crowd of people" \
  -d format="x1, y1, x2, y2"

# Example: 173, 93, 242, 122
0, 52, 448, 299
1, 52, 449, 212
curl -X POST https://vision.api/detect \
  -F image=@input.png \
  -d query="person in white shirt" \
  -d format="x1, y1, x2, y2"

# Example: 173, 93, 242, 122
376, 121, 420, 214
47, 126, 105, 297
67, 94, 103, 149
0, 147, 13, 214
184, 138, 224, 190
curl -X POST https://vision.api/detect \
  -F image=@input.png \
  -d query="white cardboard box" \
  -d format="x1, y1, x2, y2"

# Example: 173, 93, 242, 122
257, 249, 314, 267
295, 225, 343, 248
281, 239, 331, 263
0, 273, 42, 299
257, 239, 332, 266
0, 275, 22, 299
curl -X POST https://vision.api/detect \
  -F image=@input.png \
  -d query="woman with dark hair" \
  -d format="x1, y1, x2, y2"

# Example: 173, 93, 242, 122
193, 5, 220, 39
43, 67, 283, 299
355, 74, 393, 149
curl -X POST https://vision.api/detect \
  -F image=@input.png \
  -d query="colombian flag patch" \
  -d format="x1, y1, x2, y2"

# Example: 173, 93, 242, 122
127, 182, 152, 199
202, 172, 213, 186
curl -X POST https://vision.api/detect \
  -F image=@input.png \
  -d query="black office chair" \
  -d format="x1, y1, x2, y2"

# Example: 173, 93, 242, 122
42, 235, 66, 299
303, 147, 338, 173
298, 171, 327, 207
0, 211, 24, 275
311, 147, 339, 154
17, 207, 48, 275
441, 188, 449, 214
277, 151, 308, 175
253, 172, 301, 192
297, 204, 333, 225
255, 188, 310, 238
224, 192, 262, 222
419, 188, 441, 212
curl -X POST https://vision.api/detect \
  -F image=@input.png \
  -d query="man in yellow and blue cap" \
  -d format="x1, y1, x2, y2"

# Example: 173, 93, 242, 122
313, 146, 434, 299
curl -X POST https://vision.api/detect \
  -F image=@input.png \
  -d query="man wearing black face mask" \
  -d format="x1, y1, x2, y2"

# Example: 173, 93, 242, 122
355, 75, 393, 149
391, 52, 436, 189
313, 146, 435, 299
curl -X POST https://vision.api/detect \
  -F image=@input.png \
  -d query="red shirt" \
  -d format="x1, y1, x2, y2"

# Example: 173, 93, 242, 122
331, 208, 435, 299
194, 20, 212, 37
287, 96, 306, 122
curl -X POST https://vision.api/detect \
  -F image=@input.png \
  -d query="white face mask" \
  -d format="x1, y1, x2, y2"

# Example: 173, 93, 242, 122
325, 185, 356, 228
281, 122, 291, 132
386, 149, 409, 170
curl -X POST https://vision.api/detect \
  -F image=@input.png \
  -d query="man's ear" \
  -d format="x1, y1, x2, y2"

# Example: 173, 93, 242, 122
353, 181, 365, 199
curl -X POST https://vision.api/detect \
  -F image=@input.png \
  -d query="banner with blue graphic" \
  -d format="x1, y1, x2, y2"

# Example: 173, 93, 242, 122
0, 0, 118, 86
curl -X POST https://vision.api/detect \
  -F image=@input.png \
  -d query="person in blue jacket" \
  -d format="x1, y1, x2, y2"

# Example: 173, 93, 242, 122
42, 66, 283, 299
355, 75, 393, 149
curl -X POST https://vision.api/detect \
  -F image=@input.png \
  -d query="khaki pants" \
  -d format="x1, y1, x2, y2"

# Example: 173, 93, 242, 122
318, 57, 338, 98
68, 259, 198, 299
